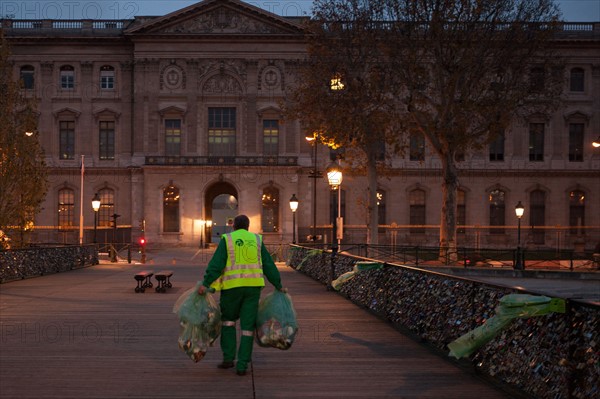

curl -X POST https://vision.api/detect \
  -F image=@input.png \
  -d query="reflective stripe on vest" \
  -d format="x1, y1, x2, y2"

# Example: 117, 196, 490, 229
214, 230, 265, 290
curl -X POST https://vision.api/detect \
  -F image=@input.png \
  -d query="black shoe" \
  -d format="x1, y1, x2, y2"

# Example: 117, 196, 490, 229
236, 369, 247, 376
217, 361, 234, 369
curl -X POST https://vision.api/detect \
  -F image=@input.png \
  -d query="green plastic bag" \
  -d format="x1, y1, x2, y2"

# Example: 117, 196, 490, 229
332, 261, 383, 291
448, 294, 565, 359
173, 283, 222, 362
255, 290, 298, 350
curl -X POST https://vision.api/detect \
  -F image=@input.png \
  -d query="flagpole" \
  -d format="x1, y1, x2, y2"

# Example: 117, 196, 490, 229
79, 155, 84, 245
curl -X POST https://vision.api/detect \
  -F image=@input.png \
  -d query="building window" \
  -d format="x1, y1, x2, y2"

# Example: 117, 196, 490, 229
489, 189, 505, 234
409, 132, 425, 161
100, 65, 115, 89
99, 121, 115, 160
489, 131, 505, 162
569, 190, 585, 235
98, 188, 114, 227
530, 190, 546, 245
568, 123, 584, 162
457, 190, 466, 234
409, 189, 426, 234
529, 123, 544, 162
20, 65, 35, 89
165, 119, 181, 156
58, 188, 74, 228
261, 186, 279, 233
263, 120, 279, 156
60, 65, 75, 89
529, 67, 545, 93
59, 121, 75, 160
163, 184, 180, 233
208, 107, 236, 156
377, 189, 386, 225
569, 68, 584, 92
329, 189, 346, 225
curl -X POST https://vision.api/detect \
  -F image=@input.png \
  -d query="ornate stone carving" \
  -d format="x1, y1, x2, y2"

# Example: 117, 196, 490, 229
202, 74, 242, 94
161, 63, 186, 90
198, 59, 246, 79
161, 8, 283, 34
259, 64, 283, 90
41, 62, 54, 72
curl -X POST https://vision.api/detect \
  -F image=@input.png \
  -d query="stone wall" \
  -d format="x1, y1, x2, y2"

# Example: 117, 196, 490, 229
0, 245, 99, 283
288, 246, 599, 399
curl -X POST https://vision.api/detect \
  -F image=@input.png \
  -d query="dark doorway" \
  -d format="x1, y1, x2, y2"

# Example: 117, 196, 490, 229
205, 182, 238, 243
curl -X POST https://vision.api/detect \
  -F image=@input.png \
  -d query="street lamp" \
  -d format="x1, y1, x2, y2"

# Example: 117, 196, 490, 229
327, 160, 343, 247
593, 136, 600, 148
91, 193, 101, 244
306, 133, 320, 242
326, 161, 342, 290
514, 201, 524, 270
289, 194, 299, 244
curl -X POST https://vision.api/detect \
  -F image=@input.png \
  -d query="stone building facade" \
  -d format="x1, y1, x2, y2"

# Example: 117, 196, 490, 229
3, 0, 600, 250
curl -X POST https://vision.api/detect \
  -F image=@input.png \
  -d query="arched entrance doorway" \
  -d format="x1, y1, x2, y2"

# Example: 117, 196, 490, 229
205, 181, 238, 243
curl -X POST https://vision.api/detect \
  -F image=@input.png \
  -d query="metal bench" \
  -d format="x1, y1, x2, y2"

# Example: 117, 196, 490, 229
155, 270, 173, 293
134, 271, 154, 293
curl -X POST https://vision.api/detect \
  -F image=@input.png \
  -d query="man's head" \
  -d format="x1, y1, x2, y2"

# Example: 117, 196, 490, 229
233, 215, 250, 231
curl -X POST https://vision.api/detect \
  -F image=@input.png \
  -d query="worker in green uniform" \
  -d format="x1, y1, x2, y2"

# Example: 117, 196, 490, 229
197, 214, 284, 376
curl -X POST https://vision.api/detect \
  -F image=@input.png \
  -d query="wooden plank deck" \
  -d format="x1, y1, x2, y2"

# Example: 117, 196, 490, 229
0, 252, 510, 399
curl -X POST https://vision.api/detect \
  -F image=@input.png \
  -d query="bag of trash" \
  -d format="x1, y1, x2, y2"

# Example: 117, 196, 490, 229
332, 261, 383, 291
255, 290, 298, 350
448, 294, 565, 359
173, 283, 222, 362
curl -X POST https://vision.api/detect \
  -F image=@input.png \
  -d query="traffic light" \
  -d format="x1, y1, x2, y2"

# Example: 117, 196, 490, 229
139, 236, 147, 264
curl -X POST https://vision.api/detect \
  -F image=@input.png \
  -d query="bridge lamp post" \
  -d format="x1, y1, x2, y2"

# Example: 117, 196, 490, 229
91, 193, 101, 244
514, 201, 524, 270
326, 161, 342, 290
289, 194, 299, 244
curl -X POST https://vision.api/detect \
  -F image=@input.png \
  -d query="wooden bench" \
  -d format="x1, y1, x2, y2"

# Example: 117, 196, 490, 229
134, 271, 154, 293
155, 270, 173, 293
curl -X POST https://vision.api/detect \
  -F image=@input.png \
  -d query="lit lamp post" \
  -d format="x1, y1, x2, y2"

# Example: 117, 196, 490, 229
593, 136, 600, 148
306, 133, 320, 242
514, 201, 524, 270
289, 194, 299, 244
326, 161, 342, 290
91, 193, 101, 244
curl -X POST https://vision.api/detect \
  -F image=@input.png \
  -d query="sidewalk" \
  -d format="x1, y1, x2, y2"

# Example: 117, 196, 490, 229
0, 249, 510, 399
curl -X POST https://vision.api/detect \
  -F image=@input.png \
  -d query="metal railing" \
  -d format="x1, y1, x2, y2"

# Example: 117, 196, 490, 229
338, 244, 599, 270
288, 245, 599, 399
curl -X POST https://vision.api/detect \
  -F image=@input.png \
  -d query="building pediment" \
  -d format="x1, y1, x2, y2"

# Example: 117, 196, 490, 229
125, 0, 306, 36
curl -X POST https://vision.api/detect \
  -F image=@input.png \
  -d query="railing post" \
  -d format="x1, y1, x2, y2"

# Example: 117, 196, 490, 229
110, 245, 117, 263
415, 246, 419, 267
569, 250, 574, 271
127, 245, 131, 264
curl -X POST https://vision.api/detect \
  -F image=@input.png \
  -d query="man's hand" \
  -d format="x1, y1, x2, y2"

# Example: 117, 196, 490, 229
197, 285, 207, 295
278, 287, 288, 294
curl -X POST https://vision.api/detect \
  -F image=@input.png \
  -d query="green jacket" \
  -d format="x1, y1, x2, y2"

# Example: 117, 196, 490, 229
202, 230, 282, 290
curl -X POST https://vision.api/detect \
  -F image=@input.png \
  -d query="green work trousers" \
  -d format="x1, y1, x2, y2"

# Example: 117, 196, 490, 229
219, 286, 262, 371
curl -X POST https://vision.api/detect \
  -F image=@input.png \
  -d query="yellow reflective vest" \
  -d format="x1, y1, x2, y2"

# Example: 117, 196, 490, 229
210, 230, 265, 291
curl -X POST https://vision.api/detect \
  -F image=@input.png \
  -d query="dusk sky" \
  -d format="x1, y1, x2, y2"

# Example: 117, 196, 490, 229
1, 0, 598, 21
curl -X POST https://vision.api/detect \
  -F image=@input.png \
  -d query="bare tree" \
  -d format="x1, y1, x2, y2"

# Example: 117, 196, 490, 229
288, 0, 562, 253
286, 0, 405, 245
381, 0, 563, 259
0, 32, 48, 247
